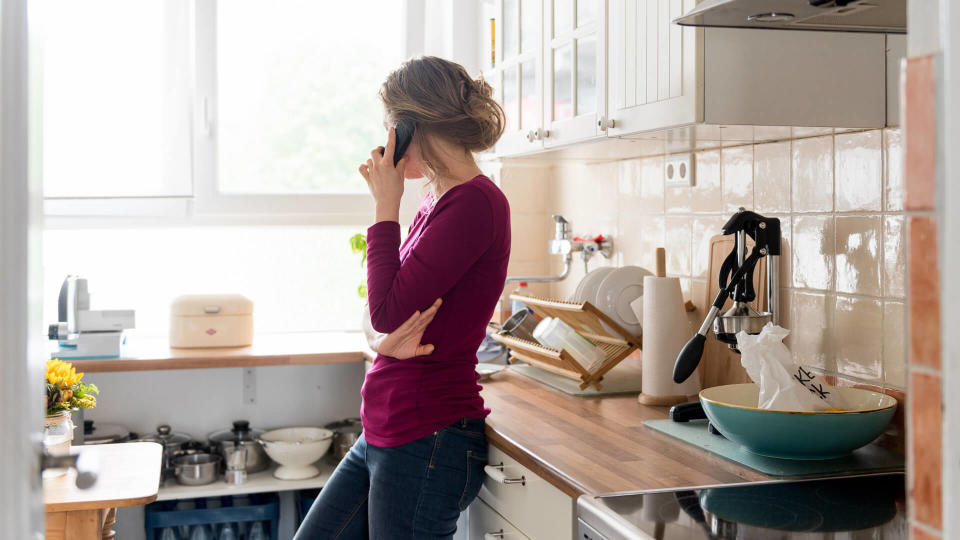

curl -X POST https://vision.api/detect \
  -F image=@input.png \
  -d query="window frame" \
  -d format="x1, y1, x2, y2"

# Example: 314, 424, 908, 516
43, 0, 418, 225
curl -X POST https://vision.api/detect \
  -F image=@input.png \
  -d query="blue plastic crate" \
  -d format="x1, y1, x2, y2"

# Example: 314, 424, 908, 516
145, 493, 279, 540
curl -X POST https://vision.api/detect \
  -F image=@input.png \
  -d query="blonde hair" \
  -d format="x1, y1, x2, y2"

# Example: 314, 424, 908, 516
379, 56, 505, 179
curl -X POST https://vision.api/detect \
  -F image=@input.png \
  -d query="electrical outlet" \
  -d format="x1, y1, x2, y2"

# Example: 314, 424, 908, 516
665, 153, 695, 187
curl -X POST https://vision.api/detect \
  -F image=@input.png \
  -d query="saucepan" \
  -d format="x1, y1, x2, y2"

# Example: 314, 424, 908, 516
325, 418, 363, 462
172, 452, 221, 486
498, 310, 539, 343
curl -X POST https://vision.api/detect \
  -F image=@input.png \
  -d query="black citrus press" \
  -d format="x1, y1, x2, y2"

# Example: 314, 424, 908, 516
672, 208, 781, 384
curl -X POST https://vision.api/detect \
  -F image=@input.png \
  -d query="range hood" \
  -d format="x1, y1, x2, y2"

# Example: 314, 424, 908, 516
675, 0, 905, 33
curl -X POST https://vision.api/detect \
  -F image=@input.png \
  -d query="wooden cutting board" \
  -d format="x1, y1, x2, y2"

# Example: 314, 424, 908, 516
699, 234, 768, 388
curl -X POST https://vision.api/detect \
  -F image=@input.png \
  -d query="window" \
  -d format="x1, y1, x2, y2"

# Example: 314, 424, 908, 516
37, 0, 405, 210
36, 1, 417, 335
216, 0, 403, 195
39, 0, 192, 199
42, 225, 367, 336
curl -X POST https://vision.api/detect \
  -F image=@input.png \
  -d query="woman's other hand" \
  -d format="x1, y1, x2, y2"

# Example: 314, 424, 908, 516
370, 298, 442, 359
359, 127, 407, 223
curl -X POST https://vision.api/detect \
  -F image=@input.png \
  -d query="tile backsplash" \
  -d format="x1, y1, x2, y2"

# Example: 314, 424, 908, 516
498, 127, 906, 392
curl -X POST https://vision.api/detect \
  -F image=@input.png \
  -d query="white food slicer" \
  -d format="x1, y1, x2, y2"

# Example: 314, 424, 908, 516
47, 276, 135, 359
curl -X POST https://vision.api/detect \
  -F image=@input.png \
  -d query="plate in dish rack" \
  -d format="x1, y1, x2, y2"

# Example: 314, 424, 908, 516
595, 266, 652, 337
574, 266, 615, 303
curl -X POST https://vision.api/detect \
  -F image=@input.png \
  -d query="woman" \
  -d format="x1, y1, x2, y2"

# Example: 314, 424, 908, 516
295, 56, 510, 539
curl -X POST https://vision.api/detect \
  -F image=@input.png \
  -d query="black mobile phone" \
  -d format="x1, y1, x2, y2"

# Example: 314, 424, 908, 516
380, 120, 415, 167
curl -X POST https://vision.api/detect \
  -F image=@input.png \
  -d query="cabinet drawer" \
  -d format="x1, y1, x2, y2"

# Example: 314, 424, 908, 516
469, 498, 530, 540
478, 444, 575, 539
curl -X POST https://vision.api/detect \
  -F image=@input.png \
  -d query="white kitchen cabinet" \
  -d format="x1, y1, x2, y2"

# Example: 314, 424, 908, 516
488, 0, 900, 158
468, 498, 531, 540
489, 0, 546, 156
541, 0, 608, 147
473, 444, 576, 539
607, 0, 698, 136
607, 0, 895, 134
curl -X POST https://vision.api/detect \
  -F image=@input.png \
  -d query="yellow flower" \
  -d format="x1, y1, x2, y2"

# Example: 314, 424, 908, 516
76, 394, 96, 409
46, 359, 83, 388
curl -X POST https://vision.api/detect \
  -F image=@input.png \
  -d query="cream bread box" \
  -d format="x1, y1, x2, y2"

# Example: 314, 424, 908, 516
170, 294, 253, 348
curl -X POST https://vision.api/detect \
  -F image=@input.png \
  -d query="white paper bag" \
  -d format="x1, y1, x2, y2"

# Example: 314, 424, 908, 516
737, 323, 848, 411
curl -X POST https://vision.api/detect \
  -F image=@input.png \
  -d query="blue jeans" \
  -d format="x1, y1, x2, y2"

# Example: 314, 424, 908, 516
294, 418, 488, 539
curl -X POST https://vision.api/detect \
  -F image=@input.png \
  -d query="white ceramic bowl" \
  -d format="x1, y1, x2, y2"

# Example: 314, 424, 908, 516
258, 427, 334, 480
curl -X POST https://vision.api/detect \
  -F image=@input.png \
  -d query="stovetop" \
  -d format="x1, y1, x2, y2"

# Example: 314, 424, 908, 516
577, 473, 907, 539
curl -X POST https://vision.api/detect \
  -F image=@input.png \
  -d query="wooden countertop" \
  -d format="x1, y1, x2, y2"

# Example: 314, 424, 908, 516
480, 361, 770, 498
44, 442, 162, 512
69, 334, 766, 500
70, 332, 369, 373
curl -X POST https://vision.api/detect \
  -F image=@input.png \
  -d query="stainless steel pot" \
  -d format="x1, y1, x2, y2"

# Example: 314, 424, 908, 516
324, 418, 363, 462
172, 452, 221, 486
499, 310, 540, 343
133, 424, 192, 482
82, 420, 132, 445
208, 420, 269, 474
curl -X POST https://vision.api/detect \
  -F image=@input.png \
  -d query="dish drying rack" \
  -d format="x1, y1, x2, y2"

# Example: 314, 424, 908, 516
491, 294, 641, 390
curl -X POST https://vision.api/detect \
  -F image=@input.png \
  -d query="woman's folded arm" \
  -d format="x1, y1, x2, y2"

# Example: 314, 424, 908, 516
365, 187, 494, 334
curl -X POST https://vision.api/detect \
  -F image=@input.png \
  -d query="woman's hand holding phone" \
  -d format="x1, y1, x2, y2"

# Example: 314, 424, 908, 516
359, 127, 407, 224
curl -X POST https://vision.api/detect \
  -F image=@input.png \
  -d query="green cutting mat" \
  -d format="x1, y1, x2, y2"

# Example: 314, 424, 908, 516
509, 362, 643, 396
644, 419, 905, 478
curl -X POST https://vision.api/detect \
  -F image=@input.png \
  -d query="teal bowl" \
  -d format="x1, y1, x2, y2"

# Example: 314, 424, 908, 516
700, 383, 898, 460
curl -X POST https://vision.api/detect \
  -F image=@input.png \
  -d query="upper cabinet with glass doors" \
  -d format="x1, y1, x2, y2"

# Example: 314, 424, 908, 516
487, 0, 545, 155
541, 0, 607, 148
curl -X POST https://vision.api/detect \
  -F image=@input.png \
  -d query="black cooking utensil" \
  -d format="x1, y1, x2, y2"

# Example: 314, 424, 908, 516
669, 401, 707, 422
669, 401, 726, 438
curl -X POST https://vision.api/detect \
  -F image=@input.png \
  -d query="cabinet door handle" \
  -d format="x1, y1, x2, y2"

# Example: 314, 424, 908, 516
484, 531, 505, 540
526, 130, 537, 143
598, 117, 616, 130
484, 463, 526, 485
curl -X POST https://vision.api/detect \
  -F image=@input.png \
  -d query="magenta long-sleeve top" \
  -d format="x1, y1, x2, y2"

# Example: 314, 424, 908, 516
361, 175, 511, 447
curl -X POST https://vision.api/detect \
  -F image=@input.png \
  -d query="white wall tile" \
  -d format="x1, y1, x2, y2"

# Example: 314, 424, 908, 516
835, 130, 882, 212
503, 125, 905, 389
792, 135, 834, 213
754, 141, 791, 213
721, 145, 754, 213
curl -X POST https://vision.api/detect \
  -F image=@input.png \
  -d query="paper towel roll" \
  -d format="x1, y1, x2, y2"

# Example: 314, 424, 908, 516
638, 276, 701, 400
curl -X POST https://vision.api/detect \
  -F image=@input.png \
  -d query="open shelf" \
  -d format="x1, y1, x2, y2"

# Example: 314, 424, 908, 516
157, 461, 336, 501
68, 332, 372, 373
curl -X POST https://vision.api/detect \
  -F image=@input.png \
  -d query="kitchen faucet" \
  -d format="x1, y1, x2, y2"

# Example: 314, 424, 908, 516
505, 214, 613, 285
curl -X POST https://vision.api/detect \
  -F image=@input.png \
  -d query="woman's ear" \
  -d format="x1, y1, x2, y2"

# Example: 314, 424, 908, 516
402, 137, 426, 180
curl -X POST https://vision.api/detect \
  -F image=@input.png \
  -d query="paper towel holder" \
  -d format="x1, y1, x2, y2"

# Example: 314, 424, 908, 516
637, 247, 699, 406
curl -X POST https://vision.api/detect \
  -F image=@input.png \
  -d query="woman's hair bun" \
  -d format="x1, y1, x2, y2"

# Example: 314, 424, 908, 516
460, 75, 503, 151
380, 56, 505, 162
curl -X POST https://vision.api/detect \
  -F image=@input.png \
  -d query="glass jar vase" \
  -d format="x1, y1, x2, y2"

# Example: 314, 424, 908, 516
43, 410, 74, 478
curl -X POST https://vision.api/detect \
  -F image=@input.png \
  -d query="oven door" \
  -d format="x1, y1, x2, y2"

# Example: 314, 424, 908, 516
577, 517, 609, 540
